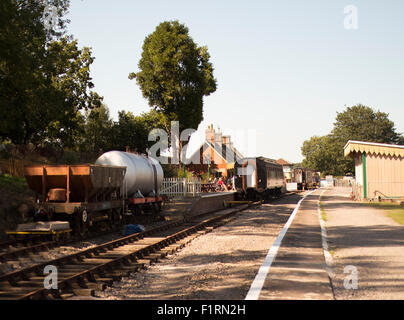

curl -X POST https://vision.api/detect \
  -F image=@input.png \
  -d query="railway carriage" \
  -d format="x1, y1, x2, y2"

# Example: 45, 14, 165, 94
234, 156, 285, 201
293, 167, 317, 190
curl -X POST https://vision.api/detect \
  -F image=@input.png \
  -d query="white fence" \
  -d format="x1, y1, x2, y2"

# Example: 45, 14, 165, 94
160, 178, 202, 197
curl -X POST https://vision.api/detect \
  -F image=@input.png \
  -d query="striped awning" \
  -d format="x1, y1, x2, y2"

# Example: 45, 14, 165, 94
344, 140, 404, 158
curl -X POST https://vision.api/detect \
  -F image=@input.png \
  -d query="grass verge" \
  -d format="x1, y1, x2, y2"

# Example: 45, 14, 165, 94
0, 173, 29, 194
361, 202, 404, 226
319, 201, 328, 222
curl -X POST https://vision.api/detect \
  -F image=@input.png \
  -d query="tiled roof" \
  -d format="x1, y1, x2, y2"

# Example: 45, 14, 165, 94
276, 158, 292, 165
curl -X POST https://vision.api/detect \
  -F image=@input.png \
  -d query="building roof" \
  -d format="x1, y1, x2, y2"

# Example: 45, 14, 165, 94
187, 140, 243, 164
276, 158, 292, 166
344, 140, 404, 158
206, 140, 244, 163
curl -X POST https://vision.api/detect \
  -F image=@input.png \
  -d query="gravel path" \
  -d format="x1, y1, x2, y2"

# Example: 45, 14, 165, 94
323, 187, 404, 299
96, 193, 307, 300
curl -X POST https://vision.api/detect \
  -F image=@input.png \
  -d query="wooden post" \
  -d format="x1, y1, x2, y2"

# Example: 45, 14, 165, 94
362, 152, 367, 200
42, 166, 47, 202
66, 166, 70, 203
242, 162, 248, 192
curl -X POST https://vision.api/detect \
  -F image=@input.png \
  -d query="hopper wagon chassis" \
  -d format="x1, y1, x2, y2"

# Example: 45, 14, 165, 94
24, 165, 163, 237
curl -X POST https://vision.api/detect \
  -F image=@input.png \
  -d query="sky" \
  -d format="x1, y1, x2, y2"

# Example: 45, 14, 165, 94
66, 0, 404, 163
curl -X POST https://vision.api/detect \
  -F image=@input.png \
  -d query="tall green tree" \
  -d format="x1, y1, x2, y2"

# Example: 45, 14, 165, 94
0, 0, 102, 148
81, 103, 113, 152
301, 104, 404, 176
332, 104, 404, 145
129, 21, 217, 160
110, 110, 164, 154
27, 37, 102, 148
301, 135, 335, 174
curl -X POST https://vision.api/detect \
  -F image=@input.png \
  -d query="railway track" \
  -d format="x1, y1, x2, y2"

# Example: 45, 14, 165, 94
0, 202, 256, 300
0, 193, 292, 277
0, 219, 175, 279
0, 235, 66, 274
0, 235, 51, 253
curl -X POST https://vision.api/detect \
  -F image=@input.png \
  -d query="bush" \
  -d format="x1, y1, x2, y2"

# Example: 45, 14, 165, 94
161, 164, 179, 178
59, 151, 79, 164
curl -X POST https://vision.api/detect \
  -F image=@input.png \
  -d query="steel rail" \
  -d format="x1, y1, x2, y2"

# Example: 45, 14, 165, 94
0, 220, 182, 285
19, 206, 247, 300
0, 202, 258, 300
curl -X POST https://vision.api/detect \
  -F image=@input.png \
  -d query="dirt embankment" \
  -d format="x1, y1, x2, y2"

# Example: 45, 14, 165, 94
0, 174, 35, 239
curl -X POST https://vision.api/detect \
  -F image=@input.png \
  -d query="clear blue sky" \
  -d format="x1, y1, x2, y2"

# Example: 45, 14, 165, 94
66, 0, 404, 163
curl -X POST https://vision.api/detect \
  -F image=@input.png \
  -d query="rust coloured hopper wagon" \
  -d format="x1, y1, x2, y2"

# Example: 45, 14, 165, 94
25, 164, 126, 236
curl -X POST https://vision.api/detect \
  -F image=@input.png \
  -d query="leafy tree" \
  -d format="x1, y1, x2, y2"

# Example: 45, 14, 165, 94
29, 37, 102, 149
81, 103, 113, 152
302, 136, 332, 172
301, 135, 350, 176
332, 104, 403, 145
301, 104, 404, 176
137, 109, 167, 133
0, 0, 102, 148
129, 20, 217, 160
110, 110, 164, 154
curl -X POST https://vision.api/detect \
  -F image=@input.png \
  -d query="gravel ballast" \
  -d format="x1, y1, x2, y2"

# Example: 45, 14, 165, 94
96, 194, 307, 300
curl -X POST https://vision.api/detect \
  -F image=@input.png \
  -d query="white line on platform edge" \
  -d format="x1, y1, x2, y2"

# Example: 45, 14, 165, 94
244, 189, 316, 300
318, 189, 335, 279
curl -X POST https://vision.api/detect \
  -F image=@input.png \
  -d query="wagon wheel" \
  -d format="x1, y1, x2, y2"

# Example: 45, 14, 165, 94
75, 209, 89, 239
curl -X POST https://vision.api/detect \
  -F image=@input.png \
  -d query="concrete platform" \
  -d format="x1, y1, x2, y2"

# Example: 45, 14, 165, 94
161, 192, 236, 220
257, 190, 334, 300
323, 187, 404, 300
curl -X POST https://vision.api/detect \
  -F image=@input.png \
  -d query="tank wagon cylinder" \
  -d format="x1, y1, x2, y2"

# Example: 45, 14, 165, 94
95, 151, 163, 197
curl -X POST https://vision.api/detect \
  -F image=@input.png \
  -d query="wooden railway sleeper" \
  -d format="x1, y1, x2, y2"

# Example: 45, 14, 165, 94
92, 276, 113, 286
6, 208, 240, 300
20, 272, 31, 282
93, 270, 108, 280
48, 289, 63, 300
101, 271, 123, 282
72, 288, 95, 297
118, 263, 145, 273
85, 272, 97, 283
76, 276, 87, 288
66, 276, 104, 292
121, 257, 132, 266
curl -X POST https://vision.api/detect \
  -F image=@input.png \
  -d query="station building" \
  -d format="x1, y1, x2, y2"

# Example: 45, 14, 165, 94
188, 125, 244, 179
344, 140, 404, 201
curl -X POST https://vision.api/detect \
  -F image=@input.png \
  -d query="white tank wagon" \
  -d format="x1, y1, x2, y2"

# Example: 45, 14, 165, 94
8, 152, 164, 238
95, 151, 164, 197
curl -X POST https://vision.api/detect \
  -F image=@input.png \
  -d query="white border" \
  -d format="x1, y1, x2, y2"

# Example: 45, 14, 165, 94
318, 189, 335, 278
